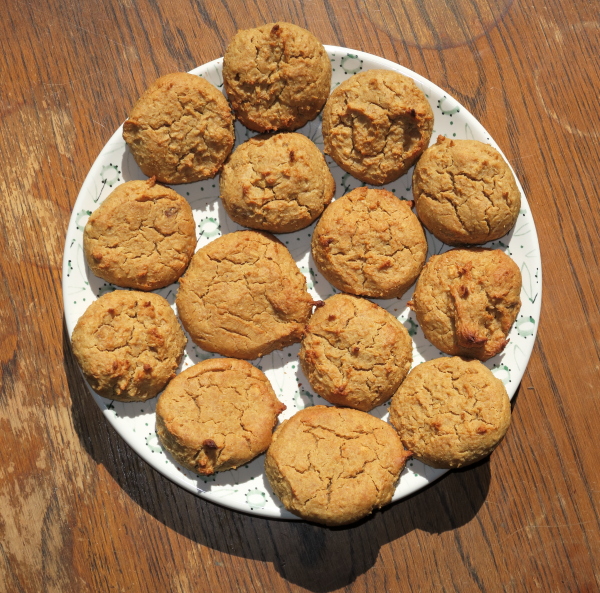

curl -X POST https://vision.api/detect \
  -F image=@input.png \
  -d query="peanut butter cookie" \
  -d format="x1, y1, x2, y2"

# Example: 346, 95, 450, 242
176, 230, 315, 360
223, 22, 331, 132
71, 290, 186, 402
299, 294, 412, 411
156, 358, 285, 475
389, 357, 511, 468
84, 178, 196, 291
413, 136, 521, 245
311, 188, 427, 298
322, 69, 433, 185
219, 133, 335, 233
410, 248, 522, 360
265, 406, 412, 525
123, 72, 234, 184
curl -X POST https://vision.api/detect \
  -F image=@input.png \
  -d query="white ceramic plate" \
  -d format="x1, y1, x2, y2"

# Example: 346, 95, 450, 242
63, 46, 542, 520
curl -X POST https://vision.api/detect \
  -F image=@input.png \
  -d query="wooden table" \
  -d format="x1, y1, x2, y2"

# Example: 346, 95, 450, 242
2, 0, 599, 591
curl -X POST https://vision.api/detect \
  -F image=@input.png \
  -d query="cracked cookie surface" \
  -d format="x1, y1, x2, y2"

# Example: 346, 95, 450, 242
311, 187, 427, 298
223, 22, 331, 132
300, 294, 412, 411
413, 136, 521, 245
156, 358, 285, 475
265, 406, 411, 526
219, 133, 335, 233
123, 72, 234, 184
176, 230, 315, 360
322, 69, 433, 185
84, 178, 196, 291
389, 357, 511, 468
411, 248, 522, 360
71, 290, 186, 402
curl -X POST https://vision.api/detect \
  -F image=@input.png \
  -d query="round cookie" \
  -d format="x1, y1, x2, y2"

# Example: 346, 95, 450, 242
123, 72, 234, 184
156, 358, 285, 475
71, 290, 186, 402
84, 178, 196, 291
176, 230, 315, 360
311, 187, 427, 298
219, 133, 335, 233
265, 406, 412, 526
322, 69, 433, 185
389, 357, 511, 468
412, 136, 521, 245
223, 22, 331, 132
299, 294, 413, 411
410, 248, 522, 361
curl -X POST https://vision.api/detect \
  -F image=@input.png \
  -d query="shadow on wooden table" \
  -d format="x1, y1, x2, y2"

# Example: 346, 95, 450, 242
64, 324, 491, 592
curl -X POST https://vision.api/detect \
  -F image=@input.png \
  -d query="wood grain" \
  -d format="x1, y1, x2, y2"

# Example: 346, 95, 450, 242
1, 0, 599, 591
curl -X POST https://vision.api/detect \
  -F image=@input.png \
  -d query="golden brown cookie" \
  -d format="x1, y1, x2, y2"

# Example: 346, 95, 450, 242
176, 230, 315, 360
156, 358, 285, 475
322, 69, 433, 185
123, 72, 234, 184
299, 294, 412, 411
71, 290, 186, 402
412, 136, 521, 245
265, 406, 411, 526
311, 188, 427, 298
83, 178, 196, 291
223, 22, 331, 132
219, 133, 335, 233
389, 357, 511, 468
410, 248, 522, 360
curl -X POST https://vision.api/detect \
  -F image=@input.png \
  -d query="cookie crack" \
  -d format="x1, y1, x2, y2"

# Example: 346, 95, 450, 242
245, 158, 312, 220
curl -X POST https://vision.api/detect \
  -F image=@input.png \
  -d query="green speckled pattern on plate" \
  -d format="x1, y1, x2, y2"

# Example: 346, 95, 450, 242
62, 47, 542, 521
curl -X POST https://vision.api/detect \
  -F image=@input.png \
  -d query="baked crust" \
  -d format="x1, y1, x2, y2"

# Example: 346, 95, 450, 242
411, 248, 522, 360
265, 406, 411, 525
223, 23, 331, 132
322, 69, 433, 185
156, 358, 285, 475
176, 230, 315, 360
123, 72, 234, 184
312, 187, 427, 298
220, 133, 334, 233
413, 136, 520, 245
84, 178, 196, 291
71, 291, 186, 402
299, 294, 412, 411
389, 357, 511, 468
